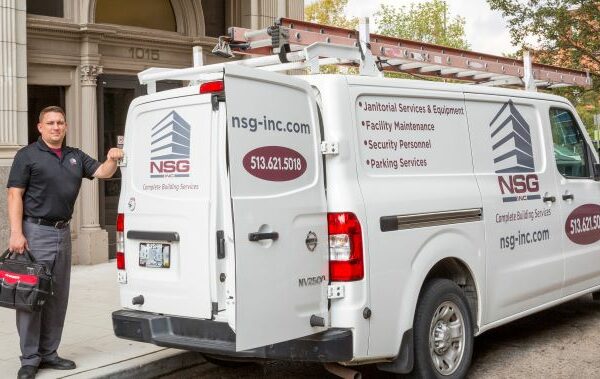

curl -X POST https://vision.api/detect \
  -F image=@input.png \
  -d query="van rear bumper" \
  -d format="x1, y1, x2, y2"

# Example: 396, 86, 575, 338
112, 309, 353, 362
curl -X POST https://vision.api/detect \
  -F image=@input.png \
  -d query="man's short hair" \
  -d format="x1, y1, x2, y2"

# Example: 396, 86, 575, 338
39, 106, 66, 123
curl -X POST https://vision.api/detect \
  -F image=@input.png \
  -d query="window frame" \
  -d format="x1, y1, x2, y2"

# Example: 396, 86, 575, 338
549, 106, 594, 180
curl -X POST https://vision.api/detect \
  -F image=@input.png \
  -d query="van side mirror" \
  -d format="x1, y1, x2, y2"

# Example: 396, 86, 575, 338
594, 163, 600, 181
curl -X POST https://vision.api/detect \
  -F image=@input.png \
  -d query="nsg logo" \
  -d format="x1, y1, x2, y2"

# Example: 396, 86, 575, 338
149, 111, 191, 178
490, 100, 540, 202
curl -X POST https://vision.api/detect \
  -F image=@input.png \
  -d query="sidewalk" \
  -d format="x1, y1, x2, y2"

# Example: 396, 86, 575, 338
0, 262, 204, 378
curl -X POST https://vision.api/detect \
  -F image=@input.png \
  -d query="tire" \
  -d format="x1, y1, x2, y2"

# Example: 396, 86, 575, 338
201, 353, 256, 368
412, 279, 474, 379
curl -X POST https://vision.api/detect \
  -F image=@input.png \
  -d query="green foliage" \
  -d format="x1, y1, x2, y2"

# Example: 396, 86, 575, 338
304, 0, 358, 30
374, 0, 470, 49
486, 1, 599, 139
304, 0, 470, 74
486, 0, 600, 74
304, 0, 358, 74
551, 87, 600, 137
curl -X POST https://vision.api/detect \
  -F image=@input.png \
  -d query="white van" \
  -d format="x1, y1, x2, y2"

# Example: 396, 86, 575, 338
112, 61, 600, 377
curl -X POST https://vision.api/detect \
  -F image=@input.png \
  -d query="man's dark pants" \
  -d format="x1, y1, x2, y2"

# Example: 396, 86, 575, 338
16, 221, 71, 367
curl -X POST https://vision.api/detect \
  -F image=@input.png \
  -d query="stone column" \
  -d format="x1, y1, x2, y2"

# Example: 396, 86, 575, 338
0, 0, 27, 152
77, 64, 108, 265
0, 0, 27, 250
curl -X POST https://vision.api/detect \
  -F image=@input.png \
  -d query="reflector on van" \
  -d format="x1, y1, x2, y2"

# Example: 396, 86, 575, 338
199, 80, 224, 94
116, 213, 125, 270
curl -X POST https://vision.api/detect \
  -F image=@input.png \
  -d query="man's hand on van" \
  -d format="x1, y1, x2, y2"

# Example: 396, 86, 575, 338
107, 148, 124, 162
94, 148, 124, 179
9, 232, 28, 254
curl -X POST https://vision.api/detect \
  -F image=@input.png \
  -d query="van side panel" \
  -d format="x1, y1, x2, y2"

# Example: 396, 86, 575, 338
348, 85, 484, 358
465, 94, 564, 324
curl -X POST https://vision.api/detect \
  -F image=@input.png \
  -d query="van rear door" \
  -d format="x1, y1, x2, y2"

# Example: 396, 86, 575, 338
224, 65, 329, 351
119, 90, 216, 320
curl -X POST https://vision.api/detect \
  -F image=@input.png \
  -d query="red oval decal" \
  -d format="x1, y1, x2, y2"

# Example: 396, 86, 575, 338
243, 146, 307, 181
565, 204, 600, 245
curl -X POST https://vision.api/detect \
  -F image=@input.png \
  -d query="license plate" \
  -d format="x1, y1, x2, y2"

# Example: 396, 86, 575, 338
139, 243, 170, 268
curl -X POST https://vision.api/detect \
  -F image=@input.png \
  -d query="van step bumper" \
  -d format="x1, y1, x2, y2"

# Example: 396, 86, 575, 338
112, 310, 353, 362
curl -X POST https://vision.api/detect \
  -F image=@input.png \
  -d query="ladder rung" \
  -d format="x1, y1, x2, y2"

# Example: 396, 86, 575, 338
400, 62, 429, 70
472, 73, 497, 80
419, 65, 445, 73
439, 67, 463, 75
455, 70, 482, 78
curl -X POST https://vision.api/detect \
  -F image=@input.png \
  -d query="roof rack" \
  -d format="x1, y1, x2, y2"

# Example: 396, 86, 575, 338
139, 17, 592, 93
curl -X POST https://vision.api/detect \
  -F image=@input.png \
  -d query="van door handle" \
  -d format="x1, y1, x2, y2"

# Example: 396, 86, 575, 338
248, 232, 279, 242
562, 193, 574, 201
543, 195, 556, 203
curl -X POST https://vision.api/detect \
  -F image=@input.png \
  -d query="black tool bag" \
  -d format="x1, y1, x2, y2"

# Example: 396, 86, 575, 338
0, 249, 52, 312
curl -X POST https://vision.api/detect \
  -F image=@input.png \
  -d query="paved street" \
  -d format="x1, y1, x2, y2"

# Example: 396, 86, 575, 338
161, 294, 600, 378
469, 294, 600, 378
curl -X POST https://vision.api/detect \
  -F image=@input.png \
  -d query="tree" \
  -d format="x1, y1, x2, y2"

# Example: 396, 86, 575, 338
552, 87, 600, 138
486, 0, 599, 74
374, 0, 469, 49
304, 0, 358, 30
486, 1, 599, 135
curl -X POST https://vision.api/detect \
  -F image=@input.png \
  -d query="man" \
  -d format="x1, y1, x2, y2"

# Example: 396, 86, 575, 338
6, 106, 123, 379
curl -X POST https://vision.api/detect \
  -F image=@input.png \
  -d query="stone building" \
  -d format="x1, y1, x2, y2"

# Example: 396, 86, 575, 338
0, 0, 303, 264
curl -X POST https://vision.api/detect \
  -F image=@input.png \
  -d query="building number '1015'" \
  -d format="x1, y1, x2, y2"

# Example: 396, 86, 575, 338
129, 48, 160, 61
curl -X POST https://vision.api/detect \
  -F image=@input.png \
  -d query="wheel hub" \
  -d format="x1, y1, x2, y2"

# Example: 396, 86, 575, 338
433, 321, 451, 354
428, 300, 466, 376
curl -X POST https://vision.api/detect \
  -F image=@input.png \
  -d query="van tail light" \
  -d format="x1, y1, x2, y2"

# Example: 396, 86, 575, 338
199, 80, 224, 94
328, 212, 364, 282
116, 213, 125, 270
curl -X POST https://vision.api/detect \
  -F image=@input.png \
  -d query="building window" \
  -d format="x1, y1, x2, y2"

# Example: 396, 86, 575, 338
27, 85, 66, 145
27, 0, 63, 17
95, 0, 177, 32
202, 0, 226, 37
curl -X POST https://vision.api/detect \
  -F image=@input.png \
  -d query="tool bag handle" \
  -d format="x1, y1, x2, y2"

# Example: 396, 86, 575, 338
0, 249, 36, 263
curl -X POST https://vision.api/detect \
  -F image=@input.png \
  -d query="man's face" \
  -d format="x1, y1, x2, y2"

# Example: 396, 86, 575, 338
38, 111, 67, 147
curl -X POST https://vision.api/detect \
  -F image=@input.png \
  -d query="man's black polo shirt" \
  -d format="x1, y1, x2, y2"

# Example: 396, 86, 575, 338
7, 137, 101, 222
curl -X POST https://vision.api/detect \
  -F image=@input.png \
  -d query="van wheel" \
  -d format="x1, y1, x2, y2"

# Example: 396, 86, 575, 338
413, 279, 473, 378
202, 353, 255, 368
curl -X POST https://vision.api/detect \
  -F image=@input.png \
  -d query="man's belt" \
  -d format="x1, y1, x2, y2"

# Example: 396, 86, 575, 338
24, 216, 71, 229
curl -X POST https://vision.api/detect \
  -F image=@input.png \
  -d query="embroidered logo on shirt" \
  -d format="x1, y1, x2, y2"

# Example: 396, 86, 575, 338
69, 158, 77, 165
